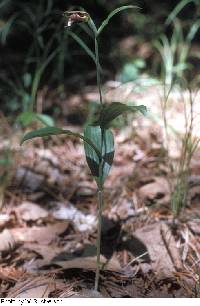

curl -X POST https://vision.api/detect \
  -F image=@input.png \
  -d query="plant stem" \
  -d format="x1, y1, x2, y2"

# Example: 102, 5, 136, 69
94, 34, 105, 291
95, 37, 103, 108
95, 188, 103, 291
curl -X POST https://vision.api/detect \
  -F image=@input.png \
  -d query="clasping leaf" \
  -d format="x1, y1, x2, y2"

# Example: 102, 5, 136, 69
84, 126, 114, 188
98, 102, 147, 128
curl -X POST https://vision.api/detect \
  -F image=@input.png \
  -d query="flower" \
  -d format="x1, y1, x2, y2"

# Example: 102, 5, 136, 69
63, 11, 90, 27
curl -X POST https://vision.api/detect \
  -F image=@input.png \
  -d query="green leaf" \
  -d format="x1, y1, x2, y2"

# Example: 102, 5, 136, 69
97, 5, 138, 36
17, 112, 34, 126
0, 13, 18, 44
0, 158, 10, 166
84, 126, 114, 188
21, 126, 101, 159
165, 0, 198, 25
16, 112, 54, 127
36, 114, 54, 127
98, 102, 147, 128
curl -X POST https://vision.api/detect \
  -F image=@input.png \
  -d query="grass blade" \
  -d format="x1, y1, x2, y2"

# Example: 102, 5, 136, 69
165, 0, 198, 25
97, 5, 138, 36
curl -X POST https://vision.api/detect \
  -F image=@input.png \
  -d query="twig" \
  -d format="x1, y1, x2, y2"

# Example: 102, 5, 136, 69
124, 251, 149, 269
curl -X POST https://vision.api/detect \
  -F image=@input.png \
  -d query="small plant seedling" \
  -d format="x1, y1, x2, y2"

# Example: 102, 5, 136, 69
21, 6, 147, 291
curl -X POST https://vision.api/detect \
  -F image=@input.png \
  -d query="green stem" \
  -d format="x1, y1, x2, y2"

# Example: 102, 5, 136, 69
94, 33, 105, 291
95, 189, 103, 291
95, 37, 103, 108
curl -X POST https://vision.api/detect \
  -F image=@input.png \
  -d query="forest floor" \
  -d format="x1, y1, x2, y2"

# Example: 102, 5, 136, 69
1, 82, 200, 298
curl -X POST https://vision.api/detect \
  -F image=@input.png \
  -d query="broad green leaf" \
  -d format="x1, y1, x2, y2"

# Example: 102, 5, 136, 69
16, 112, 54, 127
97, 5, 138, 36
98, 102, 147, 128
84, 126, 114, 188
21, 127, 101, 159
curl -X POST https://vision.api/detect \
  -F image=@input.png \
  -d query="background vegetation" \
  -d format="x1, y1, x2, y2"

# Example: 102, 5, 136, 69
1, 0, 199, 115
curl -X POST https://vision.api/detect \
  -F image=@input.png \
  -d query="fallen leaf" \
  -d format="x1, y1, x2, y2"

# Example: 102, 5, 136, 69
15, 201, 48, 221
23, 243, 63, 262
134, 223, 177, 279
0, 229, 16, 252
53, 254, 121, 272
11, 222, 69, 244
14, 167, 45, 192
138, 177, 170, 205
71, 289, 104, 298
188, 220, 200, 235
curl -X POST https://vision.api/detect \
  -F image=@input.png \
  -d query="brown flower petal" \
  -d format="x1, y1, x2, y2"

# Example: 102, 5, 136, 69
63, 11, 90, 27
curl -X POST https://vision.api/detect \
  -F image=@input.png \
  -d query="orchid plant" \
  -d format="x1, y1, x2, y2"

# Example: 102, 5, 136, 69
21, 6, 146, 291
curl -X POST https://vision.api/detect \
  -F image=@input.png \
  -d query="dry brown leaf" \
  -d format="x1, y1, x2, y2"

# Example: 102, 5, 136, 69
15, 201, 48, 221
7, 276, 57, 298
134, 223, 176, 279
0, 229, 16, 252
138, 177, 170, 204
23, 243, 63, 262
71, 289, 104, 298
53, 254, 121, 272
188, 220, 200, 235
11, 222, 69, 244
14, 167, 45, 192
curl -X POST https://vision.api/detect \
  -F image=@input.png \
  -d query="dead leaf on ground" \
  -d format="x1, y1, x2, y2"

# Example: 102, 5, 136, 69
138, 177, 170, 205
11, 221, 69, 244
14, 167, 45, 192
53, 254, 121, 272
188, 220, 200, 235
15, 201, 48, 221
23, 243, 63, 262
71, 289, 104, 298
7, 276, 61, 298
0, 229, 16, 252
134, 223, 179, 279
